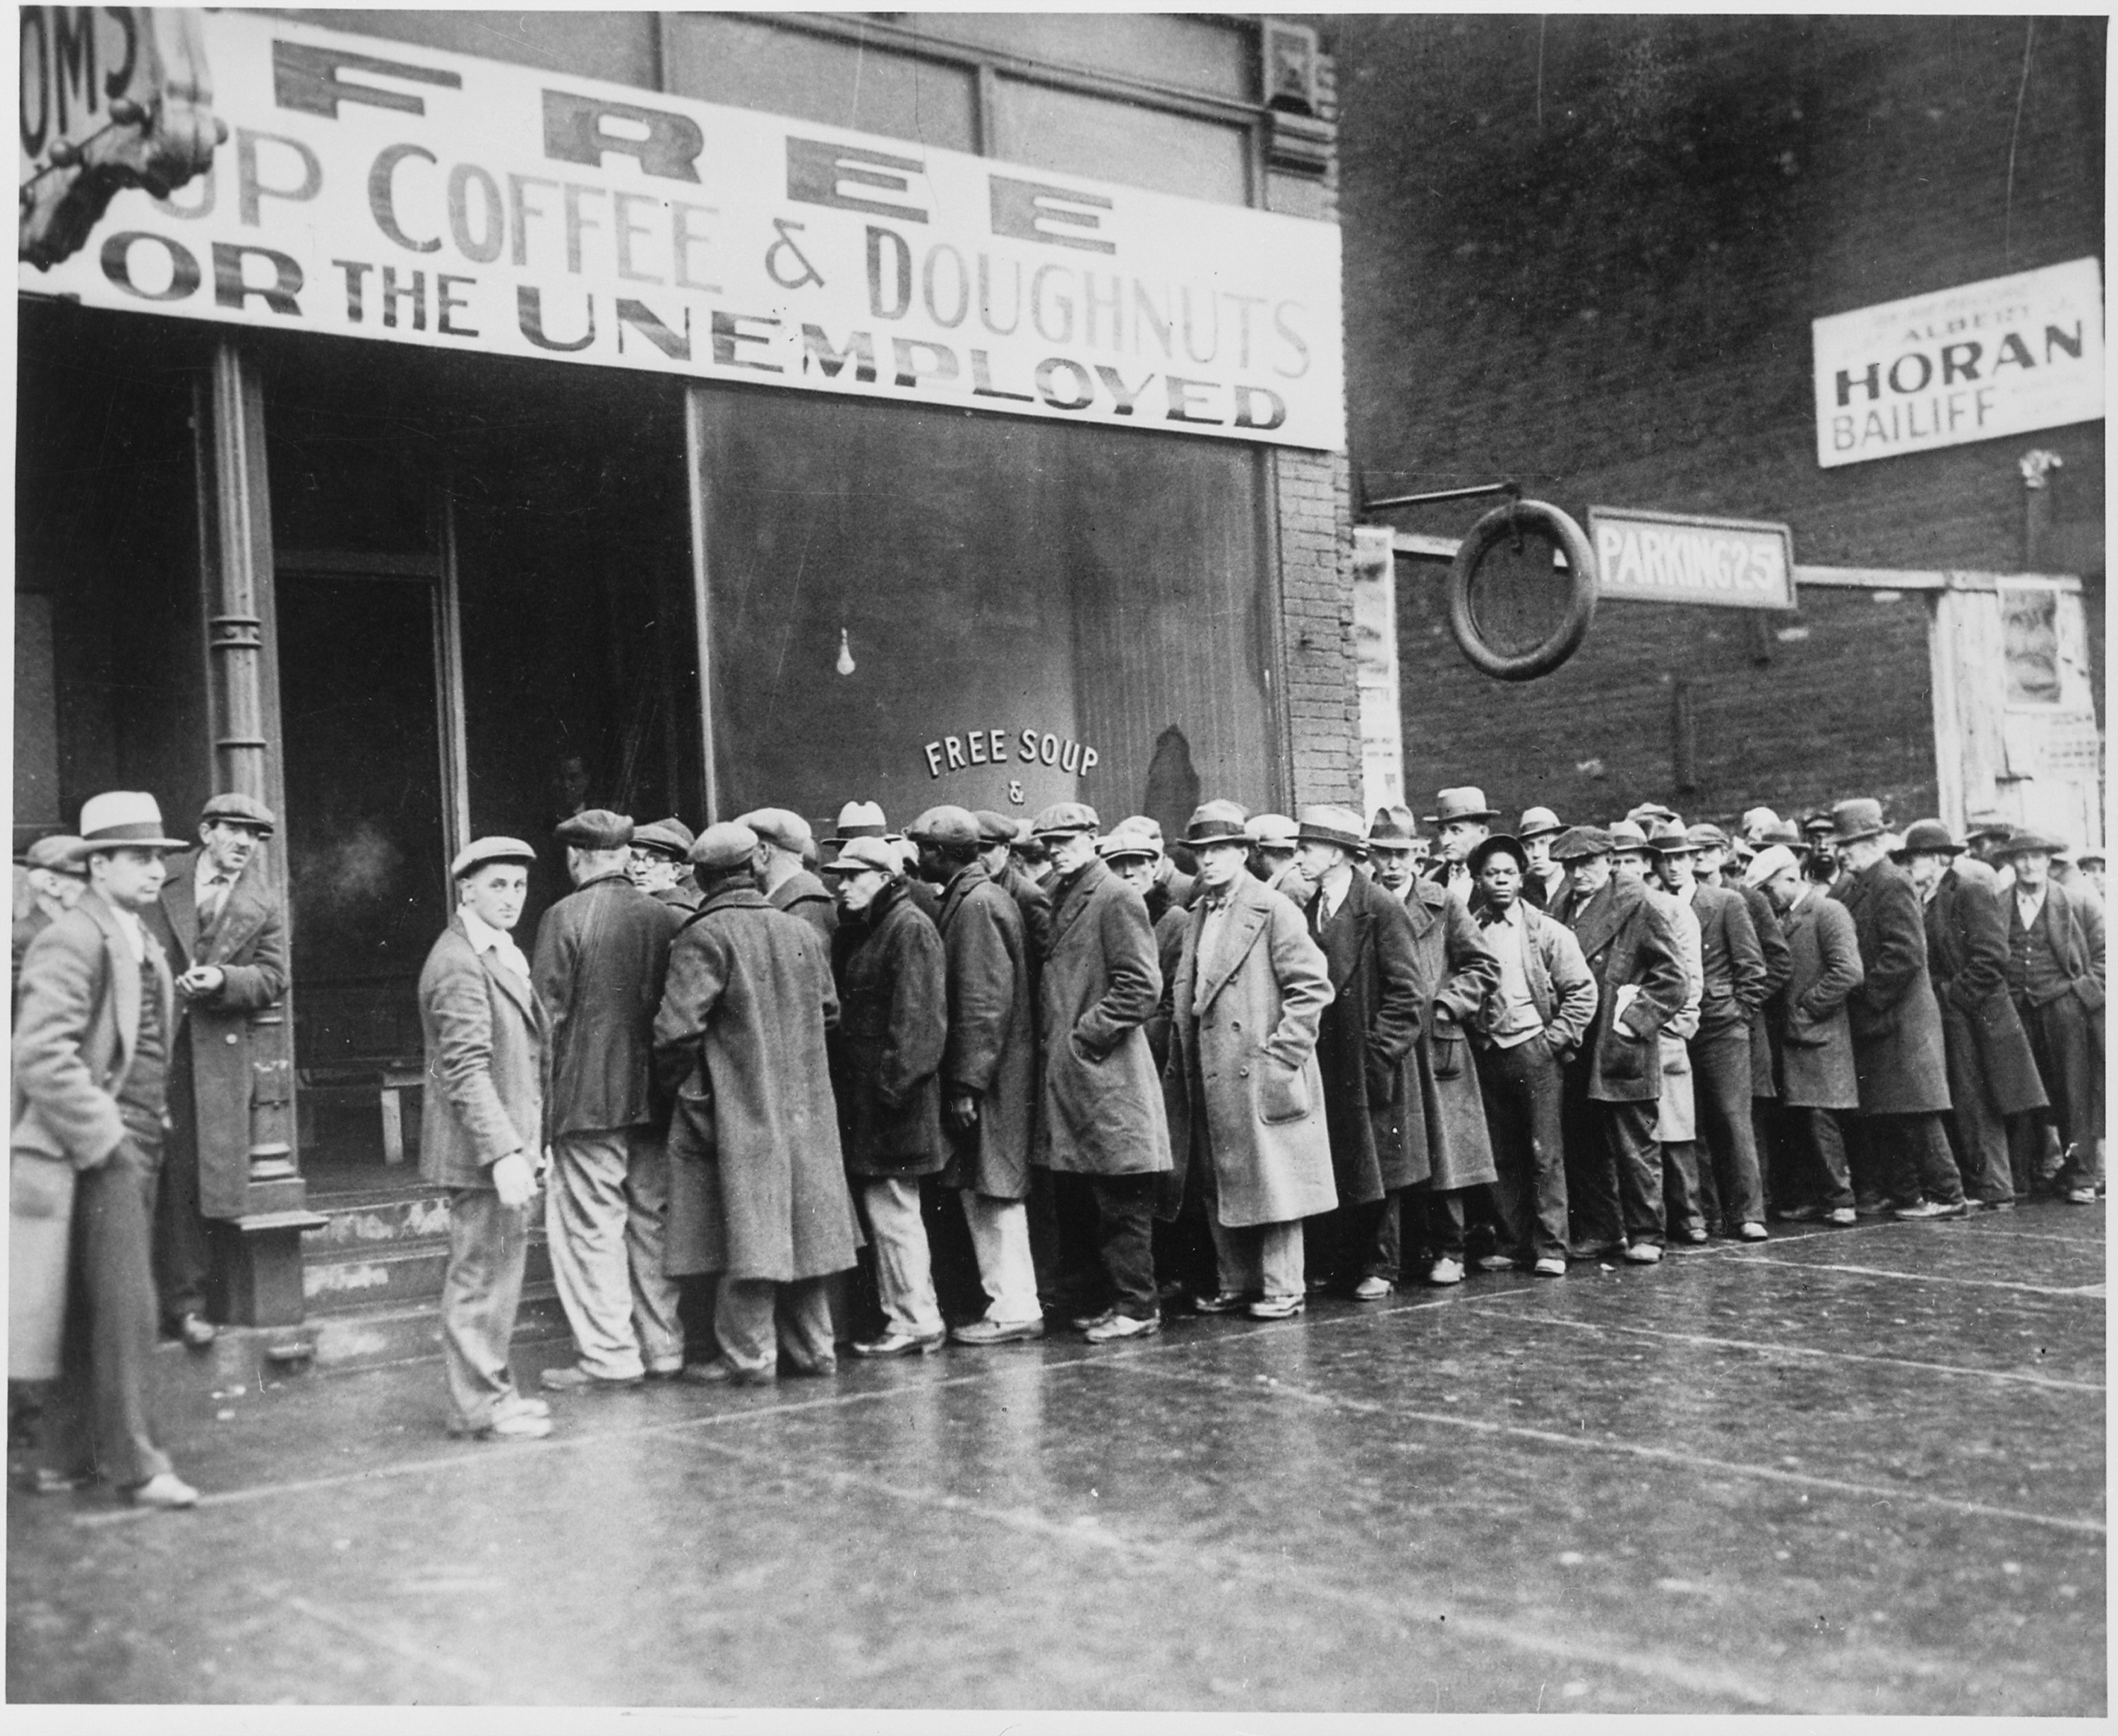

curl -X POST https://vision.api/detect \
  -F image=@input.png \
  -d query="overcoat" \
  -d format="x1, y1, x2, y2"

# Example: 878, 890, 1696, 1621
1655, 890, 1703, 1143
531, 871, 681, 1135
770, 868, 839, 944
1161, 872, 1337, 1227
832, 881, 947, 1178
1310, 871, 1425, 1200
1831, 858, 1951, 1115
1404, 881, 1502, 1190
1925, 868, 2047, 1118
1562, 876, 1687, 1103
1036, 859, 1172, 1178
417, 916, 548, 1190
1689, 882, 1766, 1041
1000, 863, 1055, 970
150, 849, 289, 1220
935, 863, 1036, 1201
1740, 884, 1792, 1098
652, 881, 705, 917
12, 893, 176, 1379
1776, 890, 1864, 1109
654, 887, 858, 1282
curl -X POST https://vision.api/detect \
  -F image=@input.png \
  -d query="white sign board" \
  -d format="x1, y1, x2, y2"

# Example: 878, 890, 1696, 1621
1350, 525, 1404, 814
19, 13, 1347, 450
1812, 258, 2104, 469
1588, 508, 1796, 611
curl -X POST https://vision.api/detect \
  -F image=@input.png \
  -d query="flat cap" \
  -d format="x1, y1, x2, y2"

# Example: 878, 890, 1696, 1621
554, 808, 633, 850
631, 818, 695, 858
828, 800, 890, 844
201, 791, 277, 834
450, 836, 537, 878
689, 822, 760, 872
1099, 824, 1161, 863
1551, 825, 1614, 862
1743, 844, 1798, 889
23, 836, 87, 877
823, 836, 900, 875
1245, 813, 1298, 849
907, 805, 981, 848
1030, 801, 1101, 839
1516, 806, 1564, 840
736, 807, 813, 854
1117, 816, 1166, 851
2078, 849, 2106, 868
1296, 804, 1369, 854
1685, 823, 1730, 851
1626, 802, 1679, 827
1181, 801, 1251, 848
973, 810, 1019, 846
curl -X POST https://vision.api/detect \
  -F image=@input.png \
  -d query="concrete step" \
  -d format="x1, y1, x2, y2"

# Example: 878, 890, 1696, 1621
302, 1187, 453, 1251
303, 1236, 553, 1315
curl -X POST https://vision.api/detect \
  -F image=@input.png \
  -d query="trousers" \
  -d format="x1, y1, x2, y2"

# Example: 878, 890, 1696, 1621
1208, 1216, 1305, 1298
549, 1128, 684, 1377
1782, 1106, 1855, 1210
2011, 993, 2102, 1190
1308, 1193, 1401, 1286
959, 1191, 1040, 1326
714, 1274, 837, 1377
1938, 1011, 2019, 1205
1689, 1029, 1765, 1228
150, 1040, 215, 1324
1476, 1035, 1569, 1264
1563, 1063, 1665, 1251
1862, 1112, 1966, 1207
861, 1176, 943, 1339
440, 1186, 533, 1430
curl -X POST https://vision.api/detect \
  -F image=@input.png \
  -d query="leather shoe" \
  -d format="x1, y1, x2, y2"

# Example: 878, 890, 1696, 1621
1531, 1257, 1567, 1278
1427, 1257, 1465, 1286
1777, 1203, 1824, 1222
450, 1410, 552, 1442
1473, 1255, 1517, 1274
2066, 1187, 2100, 1205
495, 1391, 551, 1420
1352, 1275, 1396, 1298
125, 1471, 200, 1509
176, 1313, 216, 1349
1246, 1294, 1304, 1320
540, 1363, 644, 1392
1826, 1207, 1857, 1226
1622, 1243, 1663, 1264
1084, 1311, 1161, 1342
1567, 1240, 1623, 1262
1736, 1222, 1769, 1242
850, 1330, 946, 1358
1192, 1291, 1253, 1315
1069, 1308, 1117, 1333
949, 1317, 1045, 1346
1893, 1199, 1969, 1221
681, 1358, 773, 1387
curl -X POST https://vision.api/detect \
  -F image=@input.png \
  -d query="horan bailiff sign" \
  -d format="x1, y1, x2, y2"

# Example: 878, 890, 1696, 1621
1587, 508, 1796, 612
1812, 258, 2105, 469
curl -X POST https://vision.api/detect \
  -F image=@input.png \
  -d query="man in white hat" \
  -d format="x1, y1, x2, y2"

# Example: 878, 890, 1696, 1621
12, 793, 198, 1506
419, 837, 554, 1440
1245, 813, 1307, 902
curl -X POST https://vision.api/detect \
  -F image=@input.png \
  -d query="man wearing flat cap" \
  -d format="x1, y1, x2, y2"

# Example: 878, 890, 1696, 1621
1994, 829, 2104, 1203
1826, 799, 1968, 1219
145, 792, 288, 1350
974, 809, 1054, 970
13, 837, 86, 998
630, 818, 703, 915
1245, 813, 1308, 902
1516, 808, 1568, 912
533, 811, 687, 1394
14, 794, 200, 1507
1029, 801, 1172, 1341
740, 808, 838, 942
1897, 821, 2047, 1209
1424, 787, 1499, 906
1118, 815, 1195, 916
419, 837, 553, 1441
656, 823, 860, 1384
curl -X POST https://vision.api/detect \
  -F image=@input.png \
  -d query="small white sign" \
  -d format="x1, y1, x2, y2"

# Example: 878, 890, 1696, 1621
1588, 508, 1795, 611
1812, 258, 2105, 469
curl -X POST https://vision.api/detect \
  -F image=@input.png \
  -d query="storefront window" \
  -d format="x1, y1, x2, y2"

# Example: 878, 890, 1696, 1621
988, 78, 1252, 205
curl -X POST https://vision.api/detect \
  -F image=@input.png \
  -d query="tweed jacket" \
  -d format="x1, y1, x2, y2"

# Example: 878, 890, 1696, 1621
532, 872, 681, 1137
417, 915, 549, 1190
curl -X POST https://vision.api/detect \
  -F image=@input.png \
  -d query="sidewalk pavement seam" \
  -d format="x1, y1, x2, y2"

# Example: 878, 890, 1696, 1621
1716, 1255, 2108, 1299
282, 1592, 498, 1696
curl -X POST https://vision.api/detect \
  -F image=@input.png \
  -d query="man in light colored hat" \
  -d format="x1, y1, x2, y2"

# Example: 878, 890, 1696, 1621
12, 836, 85, 995
1365, 806, 1420, 908
1294, 804, 1422, 1299
1245, 813, 1306, 902
741, 807, 837, 942
1118, 815, 1195, 915
144, 791, 287, 1351
911, 808, 1041, 1346
419, 836, 552, 1440
1424, 787, 1499, 904
1627, 802, 1680, 830
1740, 808, 1783, 849
1897, 820, 2047, 1209
1615, 821, 1704, 1241
533, 811, 688, 1395
1994, 828, 2104, 1203
629, 818, 702, 914
657, 822, 860, 1383
13, 794, 198, 1506
1746, 844, 1862, 1223
1826, 799, 1968, 1219
1163, 801, 1336, 1318
825, 834, 950, 1357
1029, 801, 1172, 1341
1516, 807, 1567, 911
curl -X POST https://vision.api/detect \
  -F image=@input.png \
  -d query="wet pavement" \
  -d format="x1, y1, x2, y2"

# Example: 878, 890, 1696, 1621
8, 1205, 2105, 1712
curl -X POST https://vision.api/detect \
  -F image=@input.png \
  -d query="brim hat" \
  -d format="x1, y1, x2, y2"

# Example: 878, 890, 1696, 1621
1742, 845, 1798, 890
1646, 820, 1698, 856
1516, 806, 1564, 840
2078, 850, 2106, 868
828, 801, 890, 845
23, 836, 88, 878
1993, 829, 2066, 858
631, 818, 695, 859
69, 792, 187, 859
1827, 798, 1886, 845
972, 810, 1019, 847
1295, 803, 1369, 855
1761, 821, 1806, 850
736, 807, 814, 855
822, 836, 901, 875
1182, 800, 1252, 849
1626, 803, 1678, 827
1963, 812, 2014, 842
1894, 819, 1962, 858
1245, 813, 1298, 849
1467, 833, 1529, 878
1427, 786, 1500, 826
1030, 801, 1101, 841
1368, 806, 1418, 849
1550, 825, 1614, 863
1605, 819, 1651, 853
450, 836, 538, 878
200, 791, 277, 836
1685, 823, 1730, 852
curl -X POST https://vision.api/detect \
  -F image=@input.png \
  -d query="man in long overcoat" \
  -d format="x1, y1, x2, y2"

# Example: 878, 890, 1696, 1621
13, 794, 198, 1505
1293, 805, 1422, 1298
1995, 830, 2105, 1202
1162, 801, 1336, 1319
825, 835, 949, 1357
144, 794, 287, 1348
419, 837, 553, 1442
914, 809, 1040, 1346
1030, 801, 1171, 1342
655, 823, 860, 1384
533, 810, 686, 1394
976, 810, 1053, 969
743, 808, 837, 943
1555, 826, 1688, 1263
1826, 799, 1967, 1219
1898, 820, 2047, 1209
1747, 846, 1864, 1221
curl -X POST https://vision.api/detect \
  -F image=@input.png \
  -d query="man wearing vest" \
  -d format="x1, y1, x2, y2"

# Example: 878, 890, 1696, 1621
1995, 831, 2105, 1203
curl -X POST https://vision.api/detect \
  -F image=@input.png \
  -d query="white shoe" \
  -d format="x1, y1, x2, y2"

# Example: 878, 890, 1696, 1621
1622, 1243, 1663, 1265
126, 1472, 200, 1508
1427, 1258, 1464, 1286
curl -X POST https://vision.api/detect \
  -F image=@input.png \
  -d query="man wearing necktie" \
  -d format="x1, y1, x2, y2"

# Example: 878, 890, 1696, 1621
144, 793, 287, 1350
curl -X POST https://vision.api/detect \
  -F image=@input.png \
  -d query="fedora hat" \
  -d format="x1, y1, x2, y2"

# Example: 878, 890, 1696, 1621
1181, 801, 1250, 848
1426, 786, 1499, 826
1468, 833, 1529, 878
1605, 819, 1651, 854
1894, 819, 1962, 858
200, 791, 277, 836
23, 836, 87, 878
1828, 798, 1886, 845
69, 792, 187, 860
1296, 804, 1368, 854
1516, 806, 1564, 840
827, 800, 890, 845
1245, 812, 1298, 850
1368, 806, 1418, 849
1646, 820, 1698, 856
1993, 829, 2065, 858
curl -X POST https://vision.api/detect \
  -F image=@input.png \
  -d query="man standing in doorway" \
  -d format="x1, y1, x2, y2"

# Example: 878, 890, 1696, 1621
1995, 830, 2105, 1204
148, 793, 287, 1351
419, 837, 553, 1441
536, 810, 687, 1394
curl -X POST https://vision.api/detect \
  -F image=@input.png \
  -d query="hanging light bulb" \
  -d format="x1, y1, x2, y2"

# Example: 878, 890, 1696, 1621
836, 628, 856, 676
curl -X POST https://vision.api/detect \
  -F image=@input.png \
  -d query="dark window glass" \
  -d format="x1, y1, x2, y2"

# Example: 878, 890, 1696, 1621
897, 13, 1255, 100
990, 78, 1251, 205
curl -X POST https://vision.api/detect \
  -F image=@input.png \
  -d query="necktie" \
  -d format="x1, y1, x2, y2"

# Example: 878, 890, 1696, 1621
199, 874, 232, 932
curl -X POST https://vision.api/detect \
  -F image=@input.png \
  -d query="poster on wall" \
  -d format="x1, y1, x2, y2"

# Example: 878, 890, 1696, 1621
18, 10, 1346, 451
1351, 525, 1404, 815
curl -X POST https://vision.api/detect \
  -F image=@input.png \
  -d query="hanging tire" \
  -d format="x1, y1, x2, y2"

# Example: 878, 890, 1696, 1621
1447, 499, 1599, 682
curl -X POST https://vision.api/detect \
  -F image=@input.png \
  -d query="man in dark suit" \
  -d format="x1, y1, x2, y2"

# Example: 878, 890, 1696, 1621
1995, 830, 2105, 1203
13, 793, 197, 1507
534, 811, 686, 1395
1554, 826, 1689, 1264
1826, 799, 1967, 1219
1898, 820, 2047, 1208
421, 837, 553, 1440
144, 793, 287, 1350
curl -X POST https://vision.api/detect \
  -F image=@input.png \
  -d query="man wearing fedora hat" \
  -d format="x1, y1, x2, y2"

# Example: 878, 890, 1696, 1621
1365, 807, 1420, 908
1897, 821, 2047, 1210
1516, 808, 1568, 911
1826, 799, 1968, 1220
1118, 815, 1195, 915
1995, 829, 2104, 1203
629, 818, 703, 914
1424, 787, 1499, 906
741, 808, 839, 942
13, 793, 199, 1506
13, 836, 86, 995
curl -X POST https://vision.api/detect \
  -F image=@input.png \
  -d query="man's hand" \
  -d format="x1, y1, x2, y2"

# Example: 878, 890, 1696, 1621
177, 965, 225, 998
491, 1151, 537, 1209
947, 1090, 980, 1131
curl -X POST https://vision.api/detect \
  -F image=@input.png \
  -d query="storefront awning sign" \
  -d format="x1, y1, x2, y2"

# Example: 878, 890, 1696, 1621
18, 12, 1347, 451
1587, 508, 1796, 611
